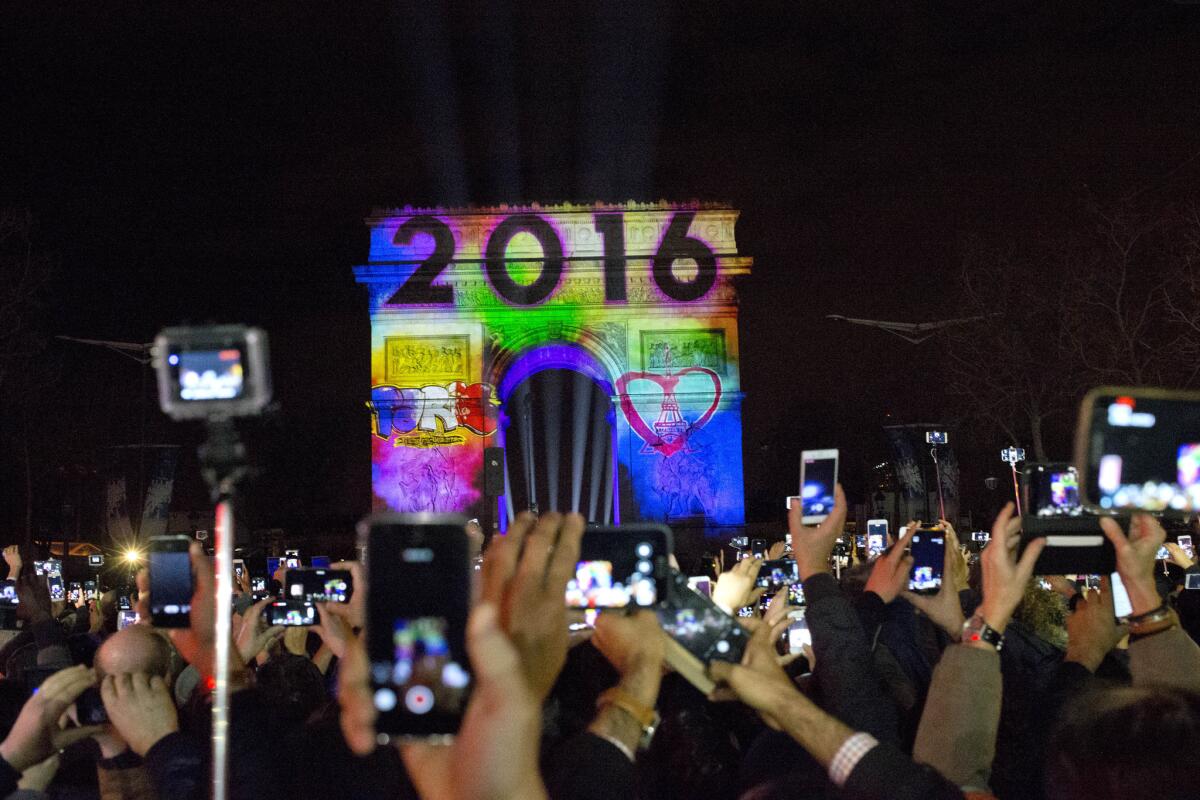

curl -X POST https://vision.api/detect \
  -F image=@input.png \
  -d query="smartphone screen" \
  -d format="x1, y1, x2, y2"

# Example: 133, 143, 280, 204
799, 450, 838, 524
1186, 573, 1200, 590
565, 525, 671, 609
68, 583, 82, 603
908, 528, 945, 594
267, 600, 316, 626
47, 575, 65, 602
251, 577, 266, 593
1157, 545, 1171, 560
117, 610, 139, 630
787, 611, 812, 654
362, 513, 472, 741
755, 559, 798, 589
1078, 389, 1200, 514
787, 582, 805, 605
285, 568, 353, 603
1179, 535, 1195, 559
1110, 572, 1133, 618
83, 580, 97, 601
149, 535, 194, 628
656, 570, 747, 664
310, 555, 331, 568
233, 560, 245, 582
0, 580, 19, 607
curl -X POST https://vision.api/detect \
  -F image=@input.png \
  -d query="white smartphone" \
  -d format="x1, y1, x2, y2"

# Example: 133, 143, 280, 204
787, 610, 812, 654
799, 449, 839, 525
1110, 572, 1133, 619
1179, 535, 1194, 560
867, 519, 888, 556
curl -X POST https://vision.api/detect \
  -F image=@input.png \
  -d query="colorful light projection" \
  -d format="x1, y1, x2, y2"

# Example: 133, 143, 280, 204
354, 202, 752, 529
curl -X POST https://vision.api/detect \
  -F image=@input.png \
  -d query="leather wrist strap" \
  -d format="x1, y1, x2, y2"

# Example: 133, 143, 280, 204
1129, 609, 1178, 638
596, 687, 656, 730
1126, 601, 1169, 625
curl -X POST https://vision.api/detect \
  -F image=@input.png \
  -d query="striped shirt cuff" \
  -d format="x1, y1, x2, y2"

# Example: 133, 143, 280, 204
828, 732, 879, 787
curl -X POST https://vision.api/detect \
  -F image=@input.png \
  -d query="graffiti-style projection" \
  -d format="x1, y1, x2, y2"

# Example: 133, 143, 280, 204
354, 202, 751, 529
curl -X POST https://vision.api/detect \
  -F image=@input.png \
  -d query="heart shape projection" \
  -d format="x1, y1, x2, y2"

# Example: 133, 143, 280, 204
615, 367, 722, 458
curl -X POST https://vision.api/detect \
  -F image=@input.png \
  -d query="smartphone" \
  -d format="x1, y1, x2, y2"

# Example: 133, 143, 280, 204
83, 580, 97, 601
285, 557, 300, 569
750, 539, 767, 559
657, 570, 748, 664
117, 610, 139, 630
117, 594, 132, 611
149, 534, 194, 628
88, 554, 105, 568
361, 513, 472, 742
565, 524, 672, 610
799, 450, 839, 524
251, 577, 266, 593
310, 555, 331, 569
76, 687, 108, 725
908, 526, 945, 594
971, 531, 990, 542
233, 559, 246, 583
686, 576, 712, 599
1157, 545, 1171, 560
854, 535, 867, 549
1110, 572, 1133, 619
267, 600, 317, 626
0, 580, 18, 607
867, 519, 888, 556
68, 583, 82, 604
285, 568, 353, 604
1179, 535, 1195, 560
285, 549, 300, 559
755, 559, 798, 589
47, 575, 65, 603
787, 611, 812, 654
926, 431, 948, 445
1075, 387, 1200, 514
1185, 573, 1200, 590
34, 560, 62, 577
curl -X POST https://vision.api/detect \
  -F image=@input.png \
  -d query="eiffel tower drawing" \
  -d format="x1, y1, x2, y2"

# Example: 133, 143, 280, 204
642, 343, 691, 455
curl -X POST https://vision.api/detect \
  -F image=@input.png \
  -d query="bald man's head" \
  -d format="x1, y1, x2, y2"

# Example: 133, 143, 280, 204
95, 625, 173, 682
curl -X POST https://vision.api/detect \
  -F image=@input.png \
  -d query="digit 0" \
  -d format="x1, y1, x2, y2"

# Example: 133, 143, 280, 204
484, 214, 565, 306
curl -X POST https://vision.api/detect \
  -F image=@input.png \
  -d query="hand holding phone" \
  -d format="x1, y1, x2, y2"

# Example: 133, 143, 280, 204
908, 526, 945, 595
566, 525, 671, 610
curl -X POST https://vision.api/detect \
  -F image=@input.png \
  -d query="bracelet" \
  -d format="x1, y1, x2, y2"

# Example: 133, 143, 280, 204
596, 687, 656, 730
1128, 609, 1178, 638
1126, 602, 1169, 626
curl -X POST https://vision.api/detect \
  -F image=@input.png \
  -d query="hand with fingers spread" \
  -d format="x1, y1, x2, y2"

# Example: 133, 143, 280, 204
708, 618, 798, 731
1100, 514, 1167, 616
0, 665, 98, 772
712, 556, 763, 613
100, 674, 179, 757
1064, 577, 1128, 672
236, 597, 285, 665
973, 502, 1045, 638
903, 526, 967, 636
865, 525, 916, 604
789, 484, 849, 581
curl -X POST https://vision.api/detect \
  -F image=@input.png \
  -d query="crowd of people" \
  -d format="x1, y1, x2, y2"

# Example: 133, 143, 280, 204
0, 486, 1196, 800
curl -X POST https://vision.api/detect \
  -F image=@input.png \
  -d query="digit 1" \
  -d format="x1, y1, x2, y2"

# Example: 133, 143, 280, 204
594, 212, 626, 302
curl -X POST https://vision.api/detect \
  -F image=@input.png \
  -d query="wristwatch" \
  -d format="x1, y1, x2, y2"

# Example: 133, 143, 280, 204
597, 687, 660, 751
961, 613, 1004, 651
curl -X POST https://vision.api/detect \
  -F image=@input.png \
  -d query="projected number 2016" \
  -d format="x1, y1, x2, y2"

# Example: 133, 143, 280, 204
385, 211, 717, 307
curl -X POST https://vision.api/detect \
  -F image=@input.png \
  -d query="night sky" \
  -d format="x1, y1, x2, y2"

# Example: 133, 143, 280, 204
4, 1, 1200, 538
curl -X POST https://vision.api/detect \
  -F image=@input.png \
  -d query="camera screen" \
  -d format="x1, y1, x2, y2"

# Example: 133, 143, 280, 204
787, 582, 805, 605
287, 569, 352, 603
908, 531, 945, 592
565, 528, 668, 609
269, 602, 316, 626
170, 347, 246, 401
1031, 466, 1083, 517
1086, 393, 1200, 512
756, 559, 798, 589
659, 601, 745, 662
787, 614, 812, 653
0, 581, 18, 607
800, 456, 836, 519
366, 518, 472, 738
150, 550, 193, 619
251, 577, 266, 592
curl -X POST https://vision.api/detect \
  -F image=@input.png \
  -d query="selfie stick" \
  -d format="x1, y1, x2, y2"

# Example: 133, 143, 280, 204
930, 446, 946, 521
199, 422, 247, 800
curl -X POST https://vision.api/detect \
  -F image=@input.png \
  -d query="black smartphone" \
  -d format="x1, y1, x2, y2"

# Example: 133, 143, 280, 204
251, 576, 266, 593
284, 568, 353, 604
565, 524, 672, 610
47, 575, 65, 603
266, 600, 316, 626
360, 513, 472, 742
1075, 387, 1200, 515
76, 687, 108, 725
149, 534, 194, 628
656, 570, 748, 664
908, 526, 945, 595
83, 580, 98, 601
755, 558, 798, 589
750, 538, 767, 558
117, 594, 132, 611
68, 583, 82, 604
